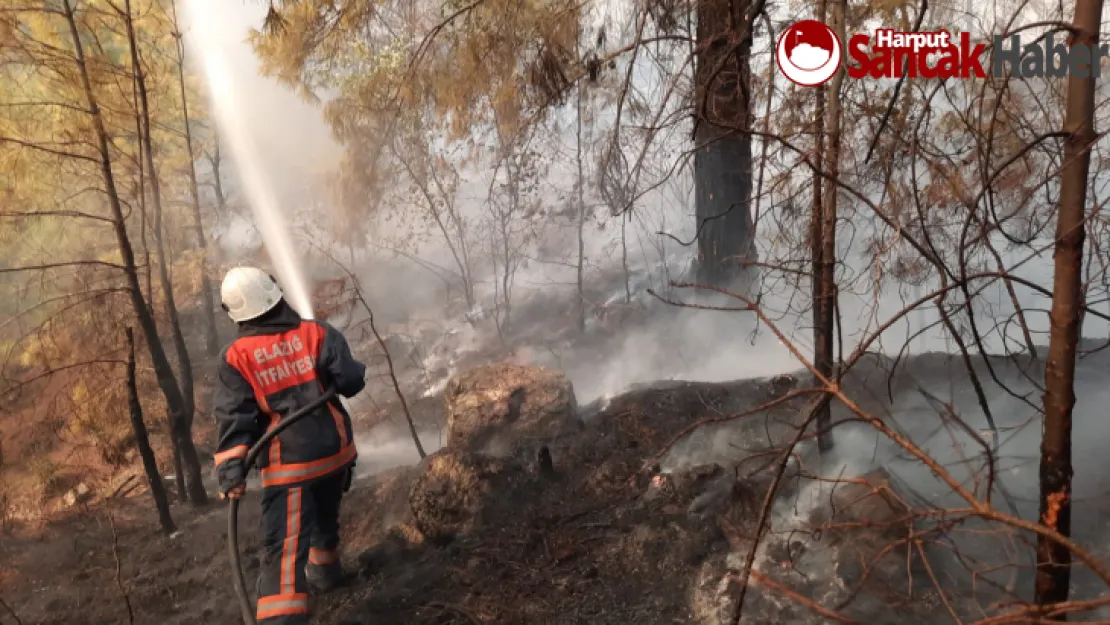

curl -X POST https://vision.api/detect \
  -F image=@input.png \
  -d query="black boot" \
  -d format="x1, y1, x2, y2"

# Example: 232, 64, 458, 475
306, 561, 348, 593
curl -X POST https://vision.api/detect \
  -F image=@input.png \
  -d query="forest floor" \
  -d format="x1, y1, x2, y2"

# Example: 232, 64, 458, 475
11, 349, 1110, 625
7, 271, 1110, 625
0, 375, 808, 625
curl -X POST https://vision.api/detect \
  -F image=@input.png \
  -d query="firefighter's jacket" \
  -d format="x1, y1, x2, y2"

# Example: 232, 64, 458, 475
212, 300, 366, 492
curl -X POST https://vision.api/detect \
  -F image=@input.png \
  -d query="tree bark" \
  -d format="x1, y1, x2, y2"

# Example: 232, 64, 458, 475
123, 0, 207, 506
208, 140, 229, 218
125, 328, 176, 535
575, 33, 587, 332
621, 216, 631, 303
62, 0, 207, 510
809, 0, 829, 451
131, 77, 155, 317
169, 0, 220, 357
814, 0, 845, 453
693, 0, 753, 286
1035, 0, 1101, 612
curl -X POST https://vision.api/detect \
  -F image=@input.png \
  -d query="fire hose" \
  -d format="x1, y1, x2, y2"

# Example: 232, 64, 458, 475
227, 387, 338, 625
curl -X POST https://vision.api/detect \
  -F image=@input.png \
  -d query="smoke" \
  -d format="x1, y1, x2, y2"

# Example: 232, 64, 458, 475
175, 6, 1110, 615
181, 0, 1094, 503
181, 0, 339, 319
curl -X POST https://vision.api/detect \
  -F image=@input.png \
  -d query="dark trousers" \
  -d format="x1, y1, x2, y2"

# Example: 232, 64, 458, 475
256, 469, 347, 624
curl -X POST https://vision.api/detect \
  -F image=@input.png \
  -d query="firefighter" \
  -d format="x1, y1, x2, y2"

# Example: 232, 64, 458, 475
212, 267, 366, 624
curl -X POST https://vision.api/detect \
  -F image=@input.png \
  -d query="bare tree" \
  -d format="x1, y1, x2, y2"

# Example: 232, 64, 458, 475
1035, 0, 1102, 610
62, 0, 207, 508
576, 29, 588, 332
167, 0, 221, 357
125, 327, 176, 535
692, 0, 755, 285
122, 0, 204, 504
206, 138, 230, 222
389, 131, 476, 309
812, 0, 846, 453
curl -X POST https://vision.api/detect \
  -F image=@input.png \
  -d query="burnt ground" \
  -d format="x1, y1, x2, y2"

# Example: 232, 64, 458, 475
0, 376, 811, 625
6, 349, 1110, 624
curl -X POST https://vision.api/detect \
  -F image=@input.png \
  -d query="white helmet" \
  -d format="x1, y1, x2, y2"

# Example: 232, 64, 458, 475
220, 266, 283, 322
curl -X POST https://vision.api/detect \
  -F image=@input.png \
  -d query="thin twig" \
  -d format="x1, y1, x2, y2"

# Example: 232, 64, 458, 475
748, 570, 863, 624
105, 510, 135, 625
863, 0, 929, 164
731, 397, 827, 624
312, 242, 427, 459
362, 294, 426, 459
638, 386, 820, 474
915, 539, 963, 624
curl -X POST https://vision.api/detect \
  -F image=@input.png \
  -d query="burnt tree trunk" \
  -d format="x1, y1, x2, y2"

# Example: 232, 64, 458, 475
809, 0, 830, 451
124, 0, 207, 506
62, 0, 207, 510
693, 0, 753, 286
814, 0, 845, 453
1035, 0, 1101, 612
169, 0, 220, 357
576, 28, 588, 332
125, 328, 176, 535
131, 76, 155, 317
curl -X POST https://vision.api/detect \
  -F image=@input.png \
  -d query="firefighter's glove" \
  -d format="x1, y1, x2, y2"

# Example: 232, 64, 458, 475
218, 458, 247, 497
343, 461, 355, 493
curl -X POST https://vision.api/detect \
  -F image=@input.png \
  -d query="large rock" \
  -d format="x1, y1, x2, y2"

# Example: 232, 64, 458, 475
408, 449, 528, 544
443, 363, 579, 452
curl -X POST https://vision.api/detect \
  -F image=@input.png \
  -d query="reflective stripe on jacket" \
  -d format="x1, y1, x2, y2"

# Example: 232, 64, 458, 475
212, 300, 366, 488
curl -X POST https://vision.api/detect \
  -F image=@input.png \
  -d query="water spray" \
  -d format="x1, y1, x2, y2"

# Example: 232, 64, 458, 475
180, 0, 315, 319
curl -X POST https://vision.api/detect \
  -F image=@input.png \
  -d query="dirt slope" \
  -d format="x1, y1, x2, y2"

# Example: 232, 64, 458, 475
5, 356, 1080, 625
0, 376, 807, 625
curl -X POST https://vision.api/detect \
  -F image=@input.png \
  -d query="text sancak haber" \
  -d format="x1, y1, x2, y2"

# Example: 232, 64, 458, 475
847, 30, 1110, 79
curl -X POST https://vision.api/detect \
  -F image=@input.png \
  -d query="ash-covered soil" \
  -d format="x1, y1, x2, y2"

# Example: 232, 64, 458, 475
5, 351, 1110, 624
0, 376, 806, 625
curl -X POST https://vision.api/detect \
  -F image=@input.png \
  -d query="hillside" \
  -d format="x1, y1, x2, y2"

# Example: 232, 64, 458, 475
6, 349, 1110, 625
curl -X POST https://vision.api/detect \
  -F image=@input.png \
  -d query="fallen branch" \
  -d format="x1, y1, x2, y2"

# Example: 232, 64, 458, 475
915, 539, 962, 624
115, 482, 142, 499
747, 570, 862, 624
105, 510, 134, 624
108, 474, 138, 499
